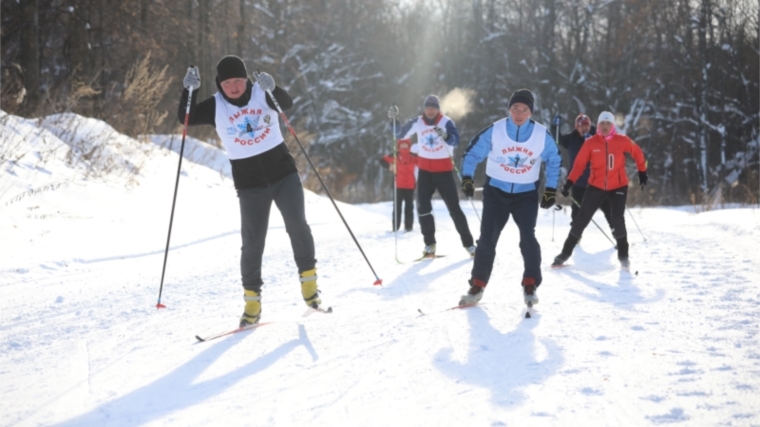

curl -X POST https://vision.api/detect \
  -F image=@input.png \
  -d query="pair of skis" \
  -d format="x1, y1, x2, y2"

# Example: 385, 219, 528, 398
418, 301, 534, 319
195, 306, 333, 343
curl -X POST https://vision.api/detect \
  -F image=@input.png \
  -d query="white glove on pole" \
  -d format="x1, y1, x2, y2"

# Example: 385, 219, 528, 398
254, 71, 275, 92
388, 106, 399, 120
183, 66, 200, 90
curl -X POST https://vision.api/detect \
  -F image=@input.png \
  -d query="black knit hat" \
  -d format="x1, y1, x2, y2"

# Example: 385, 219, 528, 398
508, 89, 534, 113
423, 95, 440, 109
216, 55, 248, 82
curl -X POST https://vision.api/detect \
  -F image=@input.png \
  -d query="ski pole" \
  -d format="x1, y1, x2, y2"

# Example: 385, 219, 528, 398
448, 152, 482, 223
258, 72, 382, 286
552, 114, 561, 242
569, 195, 617, 248
626, 206, 647, 242
156, 68, 197, 309
391, 112, 401, 264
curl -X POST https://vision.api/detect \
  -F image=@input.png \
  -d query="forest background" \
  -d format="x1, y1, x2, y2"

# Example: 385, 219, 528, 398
2, 0, 758, 205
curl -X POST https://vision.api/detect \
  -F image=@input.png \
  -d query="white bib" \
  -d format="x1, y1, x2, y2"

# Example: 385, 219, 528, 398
213, 83, 284, 160
411, 116, 453, 160
486, 119, 546, 183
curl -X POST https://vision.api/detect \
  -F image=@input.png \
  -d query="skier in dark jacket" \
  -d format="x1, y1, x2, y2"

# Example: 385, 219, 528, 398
178, 55, 322, 327
551, 114, 612, 230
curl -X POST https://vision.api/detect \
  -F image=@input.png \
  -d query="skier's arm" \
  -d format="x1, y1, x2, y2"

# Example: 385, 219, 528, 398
628, 137, 647, 172
265, 85, 293, 111
178, 89, 216, 127
443, 120, 460, 147
461, 125, 493, 177
393, 118, 417, 140
567, 138, 592, 183
541, 131, 563, 188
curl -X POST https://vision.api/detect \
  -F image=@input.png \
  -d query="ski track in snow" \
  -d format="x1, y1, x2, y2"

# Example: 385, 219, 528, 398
1, 112, 759, 426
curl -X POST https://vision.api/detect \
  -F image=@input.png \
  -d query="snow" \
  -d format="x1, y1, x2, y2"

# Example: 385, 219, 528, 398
2, 111, 760, 426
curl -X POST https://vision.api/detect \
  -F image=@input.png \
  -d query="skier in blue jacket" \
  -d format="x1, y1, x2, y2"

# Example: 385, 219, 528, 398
458, 89, 562, 307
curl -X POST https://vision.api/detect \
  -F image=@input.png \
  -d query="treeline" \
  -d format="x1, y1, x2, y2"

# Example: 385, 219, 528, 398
2, 0, 758, 205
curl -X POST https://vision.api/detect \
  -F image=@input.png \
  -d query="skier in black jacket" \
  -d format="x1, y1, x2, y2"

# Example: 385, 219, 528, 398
552, 114, 612, 230
178, 55, 322, 327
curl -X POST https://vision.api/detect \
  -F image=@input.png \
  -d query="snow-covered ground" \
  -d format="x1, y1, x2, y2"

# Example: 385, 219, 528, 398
1, 111, 759, 426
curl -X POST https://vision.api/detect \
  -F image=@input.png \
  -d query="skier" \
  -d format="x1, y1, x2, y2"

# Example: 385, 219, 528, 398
551, 113, 612, 231
458, 89, 562, 307
380, 138, 417, 232
388, 95, 476, 258
552, 111, 648, 268
178, 55, 322, 327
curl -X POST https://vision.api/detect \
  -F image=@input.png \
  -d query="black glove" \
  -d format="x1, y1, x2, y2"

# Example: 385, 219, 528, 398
434, 126, 448, 140
461, 176, 475, 198
561, 180, 573, 197
638, 171, 648, 189
540, 188, 556, 209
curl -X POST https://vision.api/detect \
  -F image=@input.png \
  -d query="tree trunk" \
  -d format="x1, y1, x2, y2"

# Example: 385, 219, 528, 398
20, 0, 40, 110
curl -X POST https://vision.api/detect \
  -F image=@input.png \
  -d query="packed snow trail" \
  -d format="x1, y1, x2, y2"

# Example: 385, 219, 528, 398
1, 112, 759, 426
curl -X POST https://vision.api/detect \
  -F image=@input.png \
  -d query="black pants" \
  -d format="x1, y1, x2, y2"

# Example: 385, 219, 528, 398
570, 185, 628, 240
416, 170, 474, 247
571, 185, 613, 230
471, 186, 542, 286
392, 188, 415, 231
237, 172, 316, 292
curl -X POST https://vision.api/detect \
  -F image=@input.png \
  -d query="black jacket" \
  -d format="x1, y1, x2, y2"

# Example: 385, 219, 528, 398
551, 124, 596, 187
178, 80, 296, 189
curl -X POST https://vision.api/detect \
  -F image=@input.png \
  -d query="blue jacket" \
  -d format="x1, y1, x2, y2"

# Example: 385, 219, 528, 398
462, 118, 562, 193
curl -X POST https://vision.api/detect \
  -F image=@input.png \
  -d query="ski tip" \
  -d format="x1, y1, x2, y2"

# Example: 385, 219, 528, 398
325, 307, 333, 313
417, 308, 425, 315
195, 335, 205, 342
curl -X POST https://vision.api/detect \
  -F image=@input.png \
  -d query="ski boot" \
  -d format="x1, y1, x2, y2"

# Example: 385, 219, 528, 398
552, 234, 579, 267
459, 278, 486, 306
422, 244, 436, 259
300, 268, 322, 309
522, 277, 538, 305
616, 236, 630, 269
240, 289, 261, 328
466, 245, 476, 258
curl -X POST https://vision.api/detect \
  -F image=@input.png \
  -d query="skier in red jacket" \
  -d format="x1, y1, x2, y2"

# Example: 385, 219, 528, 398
381, 138, 418, 232
552, 111, 647, 268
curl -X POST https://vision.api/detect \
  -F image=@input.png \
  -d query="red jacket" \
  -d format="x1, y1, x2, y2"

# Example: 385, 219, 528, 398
568, 133, 646, 190
382, 139, 417, 189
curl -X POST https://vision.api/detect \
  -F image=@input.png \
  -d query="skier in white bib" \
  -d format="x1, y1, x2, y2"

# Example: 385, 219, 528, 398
388, 95, 475, 259
458, 89, 562, 307
178, 55, 322, 327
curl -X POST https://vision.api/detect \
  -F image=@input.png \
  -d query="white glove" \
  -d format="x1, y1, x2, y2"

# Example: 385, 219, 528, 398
183, 66, 200, 90
389, 163, 396, 173
434, 126, 447, 140
254, 71, 275, 92
388, 106, 399, 120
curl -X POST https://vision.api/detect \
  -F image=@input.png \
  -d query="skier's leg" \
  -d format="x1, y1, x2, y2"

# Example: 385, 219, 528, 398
470, 185, 511, 285
273, 172, 317, 274
570, 185, 586, 227
393, 187, 403, 231
512, 189, 542, 286
608, 186, 629, 260
238, 185, 275, 293
436, 172, 475, 247
416, 171, 437, 246
599, 191, 614, 232
569, 186, 607, 239
402, 188, 415, 231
